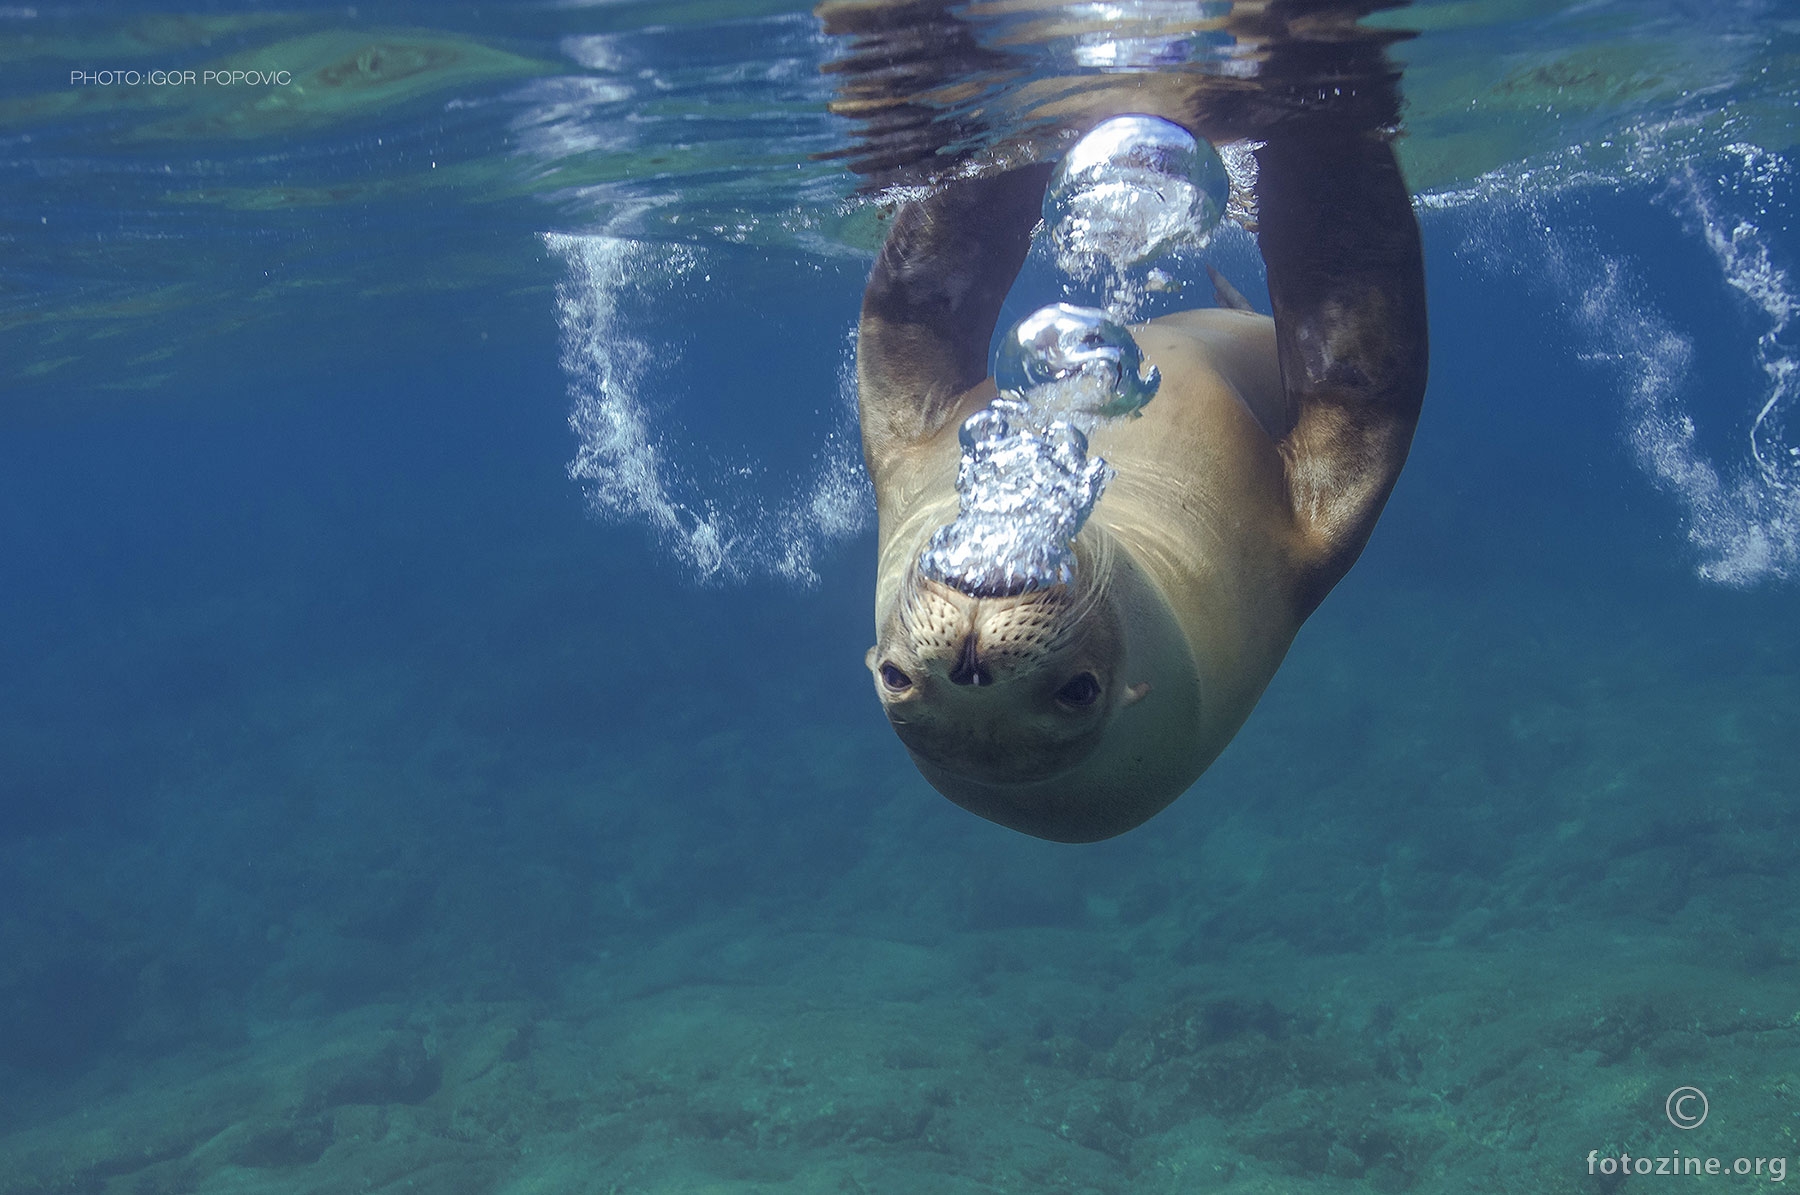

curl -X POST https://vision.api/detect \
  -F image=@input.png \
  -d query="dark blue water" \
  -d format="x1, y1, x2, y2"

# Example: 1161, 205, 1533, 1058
2, 4, 1798, 1191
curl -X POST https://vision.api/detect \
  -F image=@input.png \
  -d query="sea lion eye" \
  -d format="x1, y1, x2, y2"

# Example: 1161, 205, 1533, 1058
879, 662, 913, 691
1056, 672, 1100, 708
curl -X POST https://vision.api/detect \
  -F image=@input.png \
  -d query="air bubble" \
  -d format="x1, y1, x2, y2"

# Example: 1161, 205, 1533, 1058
1043, 114, 1229, 280
918, 118, 1213, 598
917, 397, 1113, 597
995, 303, 1160, 426
919, 304, 1161, 597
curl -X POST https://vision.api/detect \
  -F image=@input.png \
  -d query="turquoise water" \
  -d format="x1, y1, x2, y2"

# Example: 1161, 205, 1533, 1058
2, 2, 1798, 1192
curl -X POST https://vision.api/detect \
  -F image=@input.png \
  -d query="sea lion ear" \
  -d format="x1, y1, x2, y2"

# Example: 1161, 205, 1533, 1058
1206, 265, 1255, 312
865, 646, 880, 673
1123, 681, 1152, 707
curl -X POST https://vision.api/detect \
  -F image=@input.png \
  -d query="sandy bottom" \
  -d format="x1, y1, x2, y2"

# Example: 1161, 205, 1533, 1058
2, 572, 1796, 1194
6, 921, 1797, 1194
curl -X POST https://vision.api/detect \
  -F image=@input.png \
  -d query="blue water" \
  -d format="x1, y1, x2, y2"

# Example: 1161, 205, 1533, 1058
3, 2, 1798, 1192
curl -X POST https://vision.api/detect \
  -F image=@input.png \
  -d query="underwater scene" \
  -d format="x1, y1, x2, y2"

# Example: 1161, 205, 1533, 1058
2, 0, 1797, 1191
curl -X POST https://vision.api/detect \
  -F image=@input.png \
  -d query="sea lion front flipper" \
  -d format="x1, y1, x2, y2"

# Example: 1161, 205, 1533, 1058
855, 163, 1054, 479
1251, 57, 1429, 614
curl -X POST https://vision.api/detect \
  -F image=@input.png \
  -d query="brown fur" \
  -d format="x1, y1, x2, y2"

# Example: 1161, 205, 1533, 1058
855, 122, 1426, 841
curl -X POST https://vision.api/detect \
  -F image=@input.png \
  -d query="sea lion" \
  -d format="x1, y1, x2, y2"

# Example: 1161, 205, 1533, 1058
852, 80, 1428, 841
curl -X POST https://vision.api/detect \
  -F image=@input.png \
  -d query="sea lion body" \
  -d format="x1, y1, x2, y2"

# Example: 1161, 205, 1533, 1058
869, 309, 1310, 840
852, 98, 1426, 840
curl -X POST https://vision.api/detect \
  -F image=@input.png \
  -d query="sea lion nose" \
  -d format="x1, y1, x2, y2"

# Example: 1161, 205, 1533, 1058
947, 631, 991, 687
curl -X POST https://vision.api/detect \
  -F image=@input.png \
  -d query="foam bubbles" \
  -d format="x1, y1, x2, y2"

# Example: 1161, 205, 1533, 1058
1674, 149, 1798, 490
918, 304, 1158, 597
546, 233, 871, 586
1446, 138, 1799, 586
919, 119, 1204, 598
916, 398, 1113, 597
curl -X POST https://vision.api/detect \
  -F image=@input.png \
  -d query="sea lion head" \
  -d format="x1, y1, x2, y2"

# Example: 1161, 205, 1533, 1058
866, 534, 1154, 795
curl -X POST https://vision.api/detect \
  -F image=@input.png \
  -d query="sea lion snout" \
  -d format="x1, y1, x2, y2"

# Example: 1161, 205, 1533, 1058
894, 574, 1077, 686
866, 570, 1128, 785
947, 631, 990, 687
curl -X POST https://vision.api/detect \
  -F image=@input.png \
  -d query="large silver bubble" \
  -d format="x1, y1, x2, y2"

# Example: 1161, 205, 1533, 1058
995, 303, 1160, 425
1043, 114, 1229, 278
